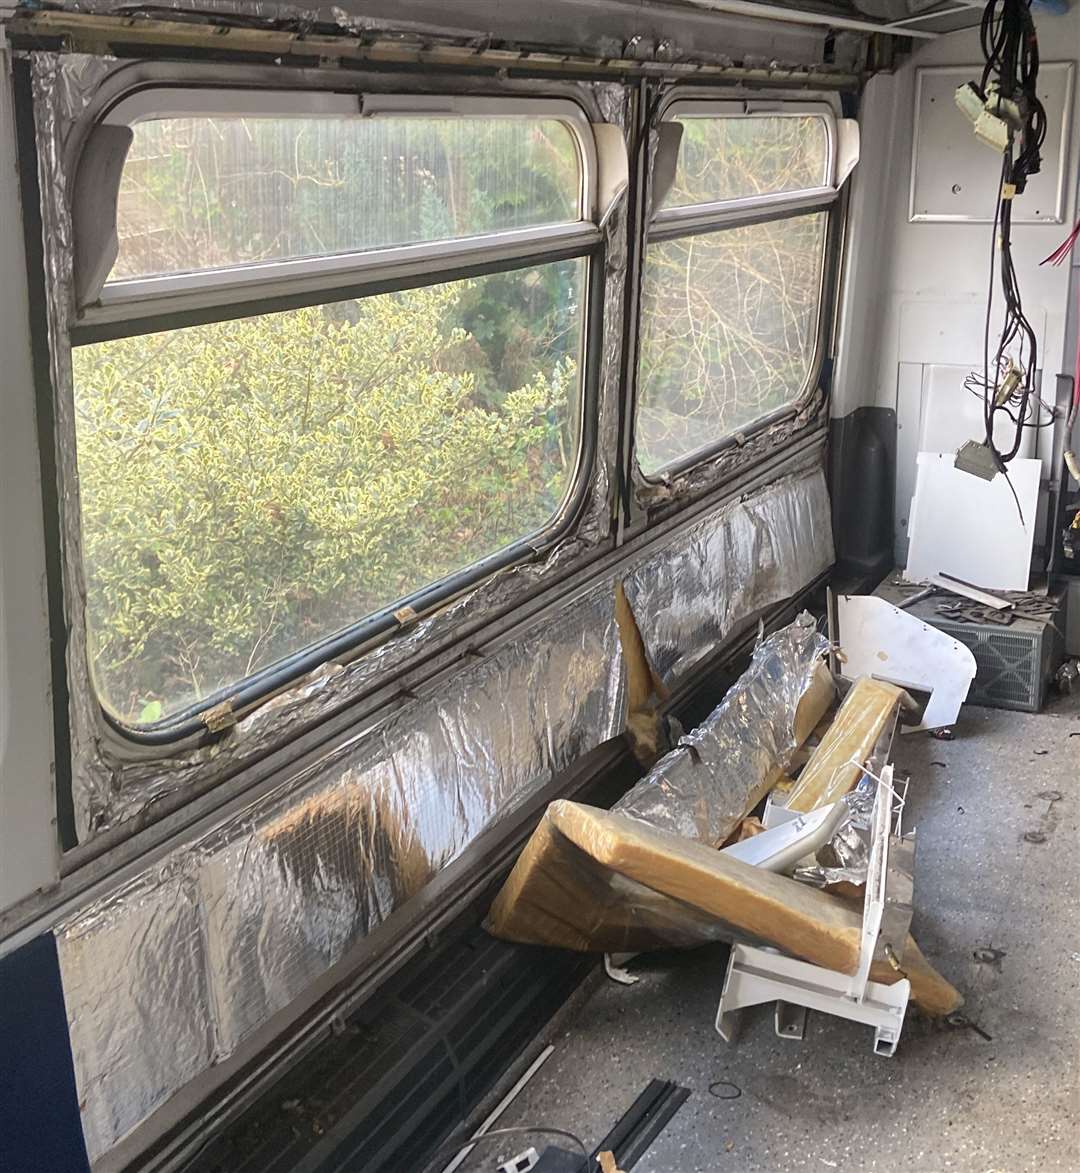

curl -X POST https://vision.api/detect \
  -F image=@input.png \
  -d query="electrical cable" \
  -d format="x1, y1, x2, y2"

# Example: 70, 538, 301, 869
425, 1124, 591, 1171
1040, 218, 1080, 268
963, 361, 1054, 427
972, 0, 1048, 469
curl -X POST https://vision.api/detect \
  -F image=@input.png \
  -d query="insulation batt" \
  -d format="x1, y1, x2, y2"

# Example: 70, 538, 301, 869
784, 676, 909, 813
485, 801, 962, 1016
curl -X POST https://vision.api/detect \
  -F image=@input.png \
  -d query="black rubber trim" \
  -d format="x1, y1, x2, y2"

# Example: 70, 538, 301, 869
589, 1079, 691, 1172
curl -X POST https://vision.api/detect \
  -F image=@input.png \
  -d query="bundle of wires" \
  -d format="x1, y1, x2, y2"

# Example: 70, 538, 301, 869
977, 0, 1048, 467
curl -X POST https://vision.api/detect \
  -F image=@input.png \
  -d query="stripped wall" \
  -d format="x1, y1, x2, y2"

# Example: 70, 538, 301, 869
833, 7, 1080, 564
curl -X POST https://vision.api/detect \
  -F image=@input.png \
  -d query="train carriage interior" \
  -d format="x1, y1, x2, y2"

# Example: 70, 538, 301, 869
0, 0, 1078, 1170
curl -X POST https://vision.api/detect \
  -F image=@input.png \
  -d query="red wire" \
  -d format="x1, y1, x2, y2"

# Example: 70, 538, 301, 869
1042, 219, 1080, 267
1074, 278, 1080, 413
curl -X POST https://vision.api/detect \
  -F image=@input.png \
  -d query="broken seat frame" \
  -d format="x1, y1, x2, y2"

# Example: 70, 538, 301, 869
715, 765, 915, 1057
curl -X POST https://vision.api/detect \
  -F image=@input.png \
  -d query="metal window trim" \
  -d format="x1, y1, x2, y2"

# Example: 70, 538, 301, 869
101, 86, 360, 123
53, 68, 615, 745
651, 95, 839, 220
626, 88, 844, 489
80, 222, 603, 331
648, 185, 838, 238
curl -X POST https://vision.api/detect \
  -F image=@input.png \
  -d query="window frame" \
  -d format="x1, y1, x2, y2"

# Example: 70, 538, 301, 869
82, 87, 600, 326
67, 82, 608, 743
634, 96, 841, 481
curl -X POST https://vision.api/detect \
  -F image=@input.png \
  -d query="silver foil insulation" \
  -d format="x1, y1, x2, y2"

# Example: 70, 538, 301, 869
57, 466, 832, 1161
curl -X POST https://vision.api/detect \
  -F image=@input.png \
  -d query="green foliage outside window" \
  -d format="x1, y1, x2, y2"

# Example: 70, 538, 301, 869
74, 273, 581, 723
70, 108, 827, 725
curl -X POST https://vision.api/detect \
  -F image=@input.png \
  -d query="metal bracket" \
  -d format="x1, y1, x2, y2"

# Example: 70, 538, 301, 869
774, 1000, 808, 1041
718, 765, 913, 1056
604, 952, 641, 985
716, 943, 911, 1057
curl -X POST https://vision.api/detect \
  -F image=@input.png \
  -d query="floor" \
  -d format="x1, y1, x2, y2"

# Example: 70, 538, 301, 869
459, 693, 1080, 1173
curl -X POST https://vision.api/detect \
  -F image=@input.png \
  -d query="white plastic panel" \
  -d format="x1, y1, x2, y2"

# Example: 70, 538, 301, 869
905, 452, 1042, 591
910, 62, 1075, 224
0, 47, 59, 913
836, 594, 977, 732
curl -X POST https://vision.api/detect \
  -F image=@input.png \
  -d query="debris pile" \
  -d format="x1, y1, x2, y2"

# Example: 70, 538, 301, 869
486, 613, 963, 1031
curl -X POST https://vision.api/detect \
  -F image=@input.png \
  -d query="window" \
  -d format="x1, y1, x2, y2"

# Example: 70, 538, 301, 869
635, 106, 836, 476
112, 113, 582, 279
70, 93, 598, 728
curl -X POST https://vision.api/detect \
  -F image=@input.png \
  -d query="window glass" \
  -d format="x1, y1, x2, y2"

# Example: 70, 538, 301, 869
663, 114, 829, 209
636, 213, 827, 474
112, 115, 581, 280
72, 259, 586, 723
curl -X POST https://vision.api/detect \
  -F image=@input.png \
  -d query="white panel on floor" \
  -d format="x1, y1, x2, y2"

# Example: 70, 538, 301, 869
905, 452, 1041, 591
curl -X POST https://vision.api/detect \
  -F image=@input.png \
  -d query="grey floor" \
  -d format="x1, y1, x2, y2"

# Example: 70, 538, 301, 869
465, 695, 1080, 1173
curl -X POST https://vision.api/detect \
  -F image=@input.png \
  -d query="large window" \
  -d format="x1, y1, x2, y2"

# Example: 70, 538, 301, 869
70, 93, 597, 728
635, 105, 835, 475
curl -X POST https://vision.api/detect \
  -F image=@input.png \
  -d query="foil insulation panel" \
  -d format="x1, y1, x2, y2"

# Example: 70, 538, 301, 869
623, 465, 833, 687
55, 863, 215, 1163
793, 774, 876, 888
30, 52, 626, 839
614, 616, 829, 844
54, 461, 833, 1161
56, 578, 625, 1161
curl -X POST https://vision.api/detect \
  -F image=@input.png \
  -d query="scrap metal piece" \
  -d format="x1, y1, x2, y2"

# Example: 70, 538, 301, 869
835, 594, 977, 733
590, 1080, 690, 1171
897, 585, 936, 610
720, 802, 848, 874
879, 834, 916, 966
716, 943, 911, 1057
931, 573, 1012, 610
604, 953, 641, 986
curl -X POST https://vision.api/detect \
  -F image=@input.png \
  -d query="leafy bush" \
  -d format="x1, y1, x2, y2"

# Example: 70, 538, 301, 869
72, 109, 822, 723
73, 275, 579, 721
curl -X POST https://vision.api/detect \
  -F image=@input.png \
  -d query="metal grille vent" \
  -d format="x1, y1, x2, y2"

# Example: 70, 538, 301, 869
934, 621, 1053, 712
